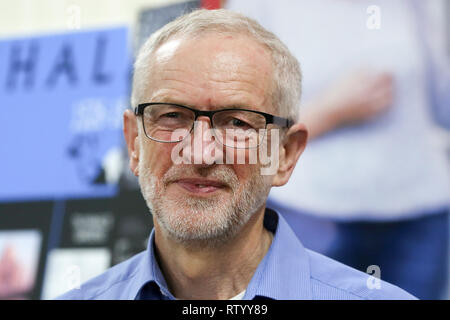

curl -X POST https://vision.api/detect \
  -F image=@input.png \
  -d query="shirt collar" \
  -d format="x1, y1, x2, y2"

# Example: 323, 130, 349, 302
133, 207, 312, 300
132, 229, 174, 300
244, 208, 312, 300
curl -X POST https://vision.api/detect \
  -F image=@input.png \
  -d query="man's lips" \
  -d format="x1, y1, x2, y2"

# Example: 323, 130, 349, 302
174, 178, 226, 194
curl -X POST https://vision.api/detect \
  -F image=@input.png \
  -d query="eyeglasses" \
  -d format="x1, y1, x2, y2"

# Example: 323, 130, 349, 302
134, 102, 294, 149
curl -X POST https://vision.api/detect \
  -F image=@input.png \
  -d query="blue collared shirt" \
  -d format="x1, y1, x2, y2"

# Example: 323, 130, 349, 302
57, 208, 416, 300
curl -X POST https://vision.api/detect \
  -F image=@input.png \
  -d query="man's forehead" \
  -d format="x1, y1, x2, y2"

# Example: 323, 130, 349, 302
152, 33, 272, 70
143, 33, 274, 113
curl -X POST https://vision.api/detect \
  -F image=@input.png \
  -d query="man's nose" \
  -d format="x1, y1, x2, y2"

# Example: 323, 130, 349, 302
190, 116, 221, 165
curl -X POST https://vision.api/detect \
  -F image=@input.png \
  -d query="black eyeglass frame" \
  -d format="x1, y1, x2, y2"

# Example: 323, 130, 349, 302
135, 103, 294, 143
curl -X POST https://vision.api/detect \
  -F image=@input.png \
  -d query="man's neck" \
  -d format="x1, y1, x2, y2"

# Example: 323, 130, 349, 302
153, 206, 273, 300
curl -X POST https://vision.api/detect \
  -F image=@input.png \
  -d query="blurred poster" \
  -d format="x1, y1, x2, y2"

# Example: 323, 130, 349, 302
41, 247, 110, 300
110, 190, 153, 265
40, 199, 114, 299
136, 0, 200, 51
0, 201, 53, 299
59, 198, 115, 248
0, 230, 42, 299
0, 27, 130, 202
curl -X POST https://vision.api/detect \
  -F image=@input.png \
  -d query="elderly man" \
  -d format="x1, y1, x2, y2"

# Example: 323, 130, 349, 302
58, 9, 415, 300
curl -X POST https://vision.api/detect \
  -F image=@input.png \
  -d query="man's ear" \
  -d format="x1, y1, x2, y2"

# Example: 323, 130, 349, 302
123, 109, 140, 177
272, 123, 308, 187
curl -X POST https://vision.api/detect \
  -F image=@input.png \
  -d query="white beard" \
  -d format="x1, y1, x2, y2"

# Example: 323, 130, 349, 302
138, 158, 271, 248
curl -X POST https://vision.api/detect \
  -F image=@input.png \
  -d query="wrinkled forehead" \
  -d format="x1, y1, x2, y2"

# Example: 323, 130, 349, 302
147, 33, 274, 102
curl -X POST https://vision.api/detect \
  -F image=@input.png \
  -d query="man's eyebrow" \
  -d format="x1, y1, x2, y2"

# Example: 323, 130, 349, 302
219, 103, 259, 110
150, 95, 181, 104
148, 98, 261, 111
148, 96, 193, 107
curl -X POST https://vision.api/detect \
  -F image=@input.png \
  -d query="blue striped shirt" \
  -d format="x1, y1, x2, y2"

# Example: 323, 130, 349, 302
57, 208, 416, 300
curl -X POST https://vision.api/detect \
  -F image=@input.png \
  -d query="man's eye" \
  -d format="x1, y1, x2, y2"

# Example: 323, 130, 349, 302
231, 118, 250, 128
162, 112, 180, 118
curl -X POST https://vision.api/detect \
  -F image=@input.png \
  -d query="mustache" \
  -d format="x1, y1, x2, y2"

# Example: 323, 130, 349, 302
162, 165, 239, 189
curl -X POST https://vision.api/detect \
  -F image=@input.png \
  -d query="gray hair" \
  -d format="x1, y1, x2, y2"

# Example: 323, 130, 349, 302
131, 9, 302, 122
